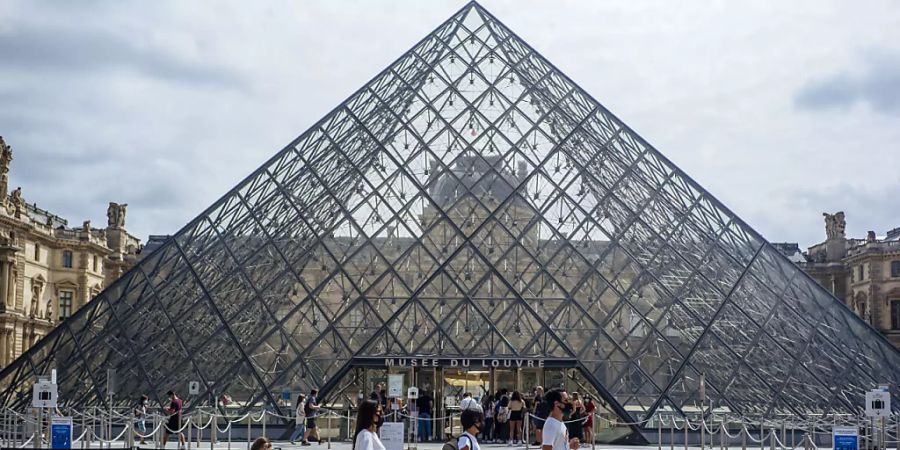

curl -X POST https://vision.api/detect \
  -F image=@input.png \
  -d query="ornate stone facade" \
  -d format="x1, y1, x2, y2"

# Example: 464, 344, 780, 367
0, 136, 142, 367
775, 212, 900, 349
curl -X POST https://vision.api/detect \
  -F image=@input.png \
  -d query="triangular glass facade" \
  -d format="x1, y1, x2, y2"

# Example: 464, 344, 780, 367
2, 1, 899, 441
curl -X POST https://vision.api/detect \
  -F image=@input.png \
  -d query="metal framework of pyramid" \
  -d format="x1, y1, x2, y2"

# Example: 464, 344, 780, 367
2, 0, 899, 438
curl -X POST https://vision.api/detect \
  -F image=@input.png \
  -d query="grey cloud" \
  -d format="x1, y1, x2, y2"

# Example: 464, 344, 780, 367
795, 50, 900, 114
0, 25, 247, 89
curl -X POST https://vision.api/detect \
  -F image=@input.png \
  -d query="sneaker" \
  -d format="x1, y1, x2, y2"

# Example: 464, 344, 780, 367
302, 441, 311, 446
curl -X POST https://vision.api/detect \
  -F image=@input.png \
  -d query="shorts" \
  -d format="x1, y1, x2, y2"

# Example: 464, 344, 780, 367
533, 418, 545, 428
165, 419, 181, 435
306, 417, 318, 428
510, 410, 523, 421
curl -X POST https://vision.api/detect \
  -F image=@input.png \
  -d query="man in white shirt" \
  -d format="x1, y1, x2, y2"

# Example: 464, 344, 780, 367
458, 408, 483, 450
541, 390, 579, 450
459, 392, 481, 411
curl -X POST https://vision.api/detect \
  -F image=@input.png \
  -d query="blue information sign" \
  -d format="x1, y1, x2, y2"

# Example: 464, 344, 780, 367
833, 426, 858, 450
50, 416, 73, 449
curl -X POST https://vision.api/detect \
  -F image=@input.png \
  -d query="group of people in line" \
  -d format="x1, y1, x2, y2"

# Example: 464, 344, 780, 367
352, 388, 588, 450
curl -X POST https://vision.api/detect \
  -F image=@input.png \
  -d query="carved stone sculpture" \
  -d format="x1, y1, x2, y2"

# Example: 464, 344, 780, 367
107, 202, 127, 228
0, 136, 11, 201
823, 211, 846, 240
10, 187, 23, 219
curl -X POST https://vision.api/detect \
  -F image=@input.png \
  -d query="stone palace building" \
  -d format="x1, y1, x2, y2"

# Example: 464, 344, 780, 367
774, 212, 900, 349
0, 136, 141, 367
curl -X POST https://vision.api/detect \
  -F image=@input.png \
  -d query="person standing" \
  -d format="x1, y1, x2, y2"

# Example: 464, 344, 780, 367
566, 393, 584, 444
133, 395, 148, 445
457, 408, 483, 450
162, 390, 185, 450
481, 395, 495, 443
532, 386, 545, 446
508, 391, 525, 445
303, 389, 321, 446
353, 400, 385, 450
459, 392, 478, 411
582, 396, 595, 445
416, 388, 433, 442
541, 390, 579, 450
290, 394, 307, 444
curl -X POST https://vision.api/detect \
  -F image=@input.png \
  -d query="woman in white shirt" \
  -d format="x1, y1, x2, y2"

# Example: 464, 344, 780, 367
354, 399, 386, 450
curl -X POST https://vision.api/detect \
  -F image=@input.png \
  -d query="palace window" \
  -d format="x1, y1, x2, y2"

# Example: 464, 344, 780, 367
892, 300, 900, 330
93, 255, 98, 272
858, 264, 864, 281
59, 290, 74, 320
891, 261, 900, 277
34, 243, 40, 261
62, 250, 73, 268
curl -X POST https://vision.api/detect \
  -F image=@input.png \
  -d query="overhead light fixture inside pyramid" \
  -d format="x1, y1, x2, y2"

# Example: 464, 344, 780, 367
2, 1, 898, 443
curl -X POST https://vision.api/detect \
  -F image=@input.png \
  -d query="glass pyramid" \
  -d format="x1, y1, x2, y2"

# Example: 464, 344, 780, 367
2, 1, 898, 439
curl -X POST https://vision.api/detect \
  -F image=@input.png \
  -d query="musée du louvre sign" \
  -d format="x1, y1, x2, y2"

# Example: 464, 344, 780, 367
351, 357, 578, 368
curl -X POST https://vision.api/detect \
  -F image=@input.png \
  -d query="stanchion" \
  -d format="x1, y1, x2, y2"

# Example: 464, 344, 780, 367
670, 417, 674, 450
262, 410, 267, 442
741, 424, 746, 450
780, 421, 786, 450
592, 413, 597, 450
246, 414, 251, 450
188, 417, 194, 450
212, 410, 217, 450
658, 418, 662, 450
684, 418, 688, 450
769, 428, 775, 450
700, 416, 705, 450
525, 413, 530, 450
328, 412, 332, 449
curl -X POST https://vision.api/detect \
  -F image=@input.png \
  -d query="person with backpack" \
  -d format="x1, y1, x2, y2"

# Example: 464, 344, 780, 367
481, 395, 495, 443
495, 389, 510, 443
455, 408, 483, 450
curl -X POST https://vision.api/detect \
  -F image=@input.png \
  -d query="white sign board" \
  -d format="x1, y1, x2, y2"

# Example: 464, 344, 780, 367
833, 426, 858, 450
407, 386, 419, 400
380, 422, 404, 450
865, 389, 891, 418
388, 374, 404, 397
189, 381, 201, 395
32, 380, 58, 408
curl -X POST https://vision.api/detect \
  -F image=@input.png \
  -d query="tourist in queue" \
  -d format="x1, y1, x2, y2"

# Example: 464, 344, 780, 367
582, 396, 595, 445
354, 399, 386, 450
508, 391, 525, 445
541, 389, 579, 450
566, 393, 584, 444
133, 394, 148, 445
532, 386, 545, 446
481, 394, 495, 443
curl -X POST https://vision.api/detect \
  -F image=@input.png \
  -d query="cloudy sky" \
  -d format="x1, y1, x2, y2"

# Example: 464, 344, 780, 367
1, 0, 898, 249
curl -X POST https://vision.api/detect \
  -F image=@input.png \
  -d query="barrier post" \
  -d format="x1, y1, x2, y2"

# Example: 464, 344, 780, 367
780, 421, 785, 450
658, 417, 662, 450
328, 412, 332, 449
670, 417, 674, 450
592, 412, 597, 450
198, 413, 202, 448
769, 428, 775, 450
524, 413, 530, 450
701, 416, 705, 450
741, 424, 746, 450
895, 417, 899, 450
188, 417, 193, 450
212, 410, 217, 450
759, 424, 764, 450
246, 414, 251, 450
683, 418, 688, 450
262, 410, 267, 442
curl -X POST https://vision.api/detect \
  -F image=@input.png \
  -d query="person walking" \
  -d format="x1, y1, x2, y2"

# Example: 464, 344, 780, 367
541, 390, 579, 450
457, 408, 483, 450
161, 390, 185, 450
133, 394, 148, 445
303, 389, 321, 446
353, 400, 385, 450
290, 394, 307, 444
508, 391, 525, 445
